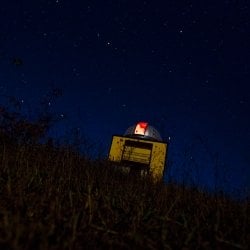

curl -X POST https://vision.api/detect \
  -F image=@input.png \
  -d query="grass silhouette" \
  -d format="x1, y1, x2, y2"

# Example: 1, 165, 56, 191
0, 139, 249, 249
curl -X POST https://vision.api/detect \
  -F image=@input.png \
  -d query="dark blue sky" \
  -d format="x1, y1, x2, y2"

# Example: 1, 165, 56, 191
0, 0, 249, 197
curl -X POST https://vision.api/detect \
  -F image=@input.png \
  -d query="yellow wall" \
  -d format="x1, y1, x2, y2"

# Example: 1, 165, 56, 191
108, 135, 167, 180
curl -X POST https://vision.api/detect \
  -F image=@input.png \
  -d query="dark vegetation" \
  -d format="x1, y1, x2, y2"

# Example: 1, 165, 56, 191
0, 100, 249, 250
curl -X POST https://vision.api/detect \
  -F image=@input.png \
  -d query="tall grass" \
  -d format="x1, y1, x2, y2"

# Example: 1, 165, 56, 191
0, 135, 249, 249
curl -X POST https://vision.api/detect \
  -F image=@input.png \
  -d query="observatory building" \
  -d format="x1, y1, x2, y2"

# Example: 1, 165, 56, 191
108, 122, 168, 180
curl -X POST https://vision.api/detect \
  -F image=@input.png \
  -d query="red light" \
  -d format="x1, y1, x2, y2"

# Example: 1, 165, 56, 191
138, 122, 148, 129
134, 122, 148, 135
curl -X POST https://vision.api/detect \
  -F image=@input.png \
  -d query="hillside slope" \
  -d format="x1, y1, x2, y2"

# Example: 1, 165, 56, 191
0, 139, 249, 249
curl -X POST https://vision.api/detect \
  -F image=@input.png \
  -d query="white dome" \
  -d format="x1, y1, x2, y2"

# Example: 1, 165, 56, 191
124, 122, 162, 141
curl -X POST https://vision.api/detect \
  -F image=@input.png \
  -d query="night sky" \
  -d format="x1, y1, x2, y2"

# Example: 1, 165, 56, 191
0, 0, 249, 198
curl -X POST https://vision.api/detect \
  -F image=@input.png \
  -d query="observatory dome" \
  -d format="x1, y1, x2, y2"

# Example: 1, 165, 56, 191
124, 122, 163, 141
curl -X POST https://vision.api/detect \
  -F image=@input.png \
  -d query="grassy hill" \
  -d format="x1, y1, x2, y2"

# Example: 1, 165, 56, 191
0, 135, 249, 250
